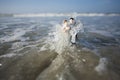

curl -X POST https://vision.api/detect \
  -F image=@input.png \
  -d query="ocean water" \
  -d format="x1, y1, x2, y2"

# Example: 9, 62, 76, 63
0, 15, 120, 80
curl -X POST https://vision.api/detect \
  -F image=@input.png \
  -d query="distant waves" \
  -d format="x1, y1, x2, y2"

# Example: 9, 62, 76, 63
0, 13, 120, 17
13, 13, 120, 17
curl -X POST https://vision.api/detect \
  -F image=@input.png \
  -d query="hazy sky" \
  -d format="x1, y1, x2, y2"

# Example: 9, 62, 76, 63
0, 0, 120, 13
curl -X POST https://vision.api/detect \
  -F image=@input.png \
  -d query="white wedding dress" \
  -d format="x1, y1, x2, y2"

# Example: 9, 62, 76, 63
55, 24, 71, 54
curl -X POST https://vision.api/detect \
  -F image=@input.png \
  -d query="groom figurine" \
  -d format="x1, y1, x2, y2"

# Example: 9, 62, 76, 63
69, 17, 83, 44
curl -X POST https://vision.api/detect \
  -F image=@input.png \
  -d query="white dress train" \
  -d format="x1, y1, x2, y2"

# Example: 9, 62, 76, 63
55, 25, 71, 54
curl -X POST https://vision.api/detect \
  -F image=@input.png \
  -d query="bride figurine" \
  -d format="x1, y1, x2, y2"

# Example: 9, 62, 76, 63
55, 20, 71, 53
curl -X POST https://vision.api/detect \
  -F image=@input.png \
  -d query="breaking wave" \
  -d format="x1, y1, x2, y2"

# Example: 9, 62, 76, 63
13, 13, 120, 17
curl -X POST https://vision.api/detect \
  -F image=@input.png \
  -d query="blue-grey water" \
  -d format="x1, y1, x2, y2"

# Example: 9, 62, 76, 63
0, 16, 120, 80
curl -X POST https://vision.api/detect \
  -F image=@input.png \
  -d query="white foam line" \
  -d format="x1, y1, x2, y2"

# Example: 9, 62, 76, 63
13, 13, 120, 17
39, 45, 47, 51
95, 58, 108, 75
0, 28, 26, 43
0, 24, 35, 43
0, 53, 22, 58
0, 63, 2, 66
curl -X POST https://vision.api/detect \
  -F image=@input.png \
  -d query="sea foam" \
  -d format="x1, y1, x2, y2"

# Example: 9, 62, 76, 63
13, 13, 120, 17
95, 58, 108, 75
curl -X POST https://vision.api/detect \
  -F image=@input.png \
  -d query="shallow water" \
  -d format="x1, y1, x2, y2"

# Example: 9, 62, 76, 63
0, 16, 120, 80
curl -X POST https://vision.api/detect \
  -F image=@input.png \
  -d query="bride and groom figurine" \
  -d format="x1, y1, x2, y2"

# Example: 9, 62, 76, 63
54, 17, 83, 53
62, 17, 81, 45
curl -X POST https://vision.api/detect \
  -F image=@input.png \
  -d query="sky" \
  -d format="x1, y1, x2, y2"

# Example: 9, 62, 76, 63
0, 0, 120, 13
